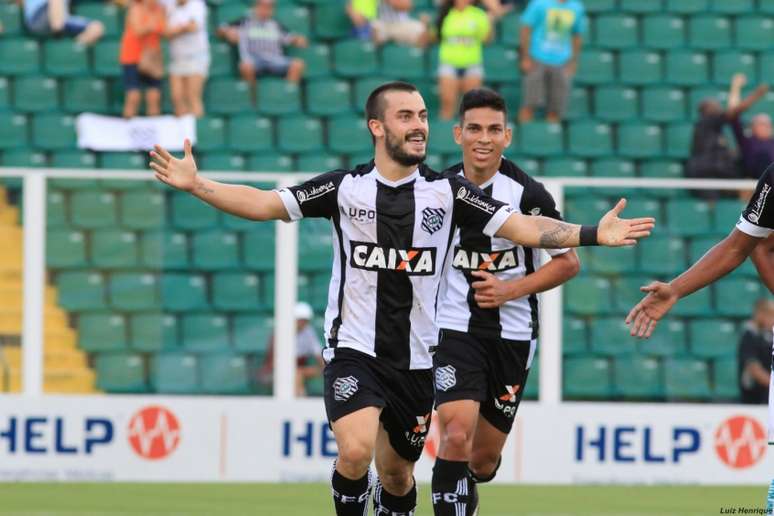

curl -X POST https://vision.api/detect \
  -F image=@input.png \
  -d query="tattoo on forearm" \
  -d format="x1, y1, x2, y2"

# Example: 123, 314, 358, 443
536, 219, 576, 248
196, 181, 214, 195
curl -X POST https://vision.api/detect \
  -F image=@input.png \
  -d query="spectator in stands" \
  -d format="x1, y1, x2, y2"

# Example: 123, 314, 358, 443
165, 0, 209, 118
728, 74, 773, 179
370, 0, 429, 47
518, 0, 587, 124
120, 0, 166, 118
738, 298, 774, 404
24, 0, 104, 45
435, 0, 492, 120
346, 0, 377, 41
258, 302, 325, 397
217, 0, 307, 105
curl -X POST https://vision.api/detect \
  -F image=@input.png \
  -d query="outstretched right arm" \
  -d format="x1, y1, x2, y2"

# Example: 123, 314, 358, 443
150, 140, 290, 221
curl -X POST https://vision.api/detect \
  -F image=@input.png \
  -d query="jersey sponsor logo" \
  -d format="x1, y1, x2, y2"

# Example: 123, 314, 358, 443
452, 246, 519, 272
332, 376, 359, 401
748, 183, 771, 224
421, 207, 446, 235
456, 186, 498, 214
350, 241, 436, 275
435, 365, 457, 391
344, 206, 376, 224
295, 181, 335, 204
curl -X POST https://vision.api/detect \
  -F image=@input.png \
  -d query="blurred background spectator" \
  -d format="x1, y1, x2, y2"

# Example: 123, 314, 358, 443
728, 74, 773, 180
435, 0, 492, 120
24, 0, 104, 45
371, 0, 428, 47
346, 0, 377, 41
258, 302, 325, 397
165, 0, 209, 118
119, 0, 167, 118
518, 0, 586, 123
738, 299, 774, 404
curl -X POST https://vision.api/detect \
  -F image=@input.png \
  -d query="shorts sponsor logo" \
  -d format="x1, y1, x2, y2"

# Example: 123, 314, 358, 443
333, 376, 359, 402
435, 365, 457, 392
127, 406, 181, 460
421, 207, 446, 235
350, 241, 436, 275
714, 415, 767, 469
456, 186, 497, 214
295, 181, 335, 204
405, 413, 431, 449
452, 246, 519, 272
747, 183, 771, 224
493, 385, 520, 419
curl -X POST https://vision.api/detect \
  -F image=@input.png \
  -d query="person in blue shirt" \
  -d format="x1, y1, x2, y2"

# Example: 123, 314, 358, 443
24, 0, 104, 46
518, 0, 586, 123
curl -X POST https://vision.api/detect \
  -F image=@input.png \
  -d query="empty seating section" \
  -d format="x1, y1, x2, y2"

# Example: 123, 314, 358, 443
2, 0, 770, 399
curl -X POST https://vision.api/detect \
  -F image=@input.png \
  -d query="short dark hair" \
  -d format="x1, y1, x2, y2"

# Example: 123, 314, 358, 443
364, 81, 419, 141
458, 88, 508, 122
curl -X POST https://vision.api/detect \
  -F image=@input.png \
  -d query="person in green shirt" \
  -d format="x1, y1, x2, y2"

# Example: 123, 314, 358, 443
346, 0, 377, 40
435, 0, 493, 120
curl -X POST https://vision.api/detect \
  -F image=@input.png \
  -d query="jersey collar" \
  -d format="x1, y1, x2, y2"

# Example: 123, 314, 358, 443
459, 168, 499, 190
372, 166, 420, 187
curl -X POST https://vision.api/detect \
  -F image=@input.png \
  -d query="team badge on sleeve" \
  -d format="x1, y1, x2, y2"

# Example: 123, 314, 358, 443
421, 207, 446, 235
333, 376, 359, 401
435, 365, 457, 392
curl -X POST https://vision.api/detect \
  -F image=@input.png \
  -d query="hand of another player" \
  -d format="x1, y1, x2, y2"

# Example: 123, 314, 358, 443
625, 282, 679, 339
149, 139, 198, 192
470, 270, 514, 308
597, 198, 655, 247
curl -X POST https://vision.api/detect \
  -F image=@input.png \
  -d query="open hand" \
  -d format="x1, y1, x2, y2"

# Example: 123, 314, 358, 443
149, 139, 198, 192
597, 198, 655, 247
625, 281, 679, 338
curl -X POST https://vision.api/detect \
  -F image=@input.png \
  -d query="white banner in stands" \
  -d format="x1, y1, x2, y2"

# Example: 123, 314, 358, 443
0, 396, 770, 484
76, 113, 196, 152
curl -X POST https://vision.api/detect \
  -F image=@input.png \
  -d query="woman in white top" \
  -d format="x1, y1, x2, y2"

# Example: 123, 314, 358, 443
165, 0, 209, 117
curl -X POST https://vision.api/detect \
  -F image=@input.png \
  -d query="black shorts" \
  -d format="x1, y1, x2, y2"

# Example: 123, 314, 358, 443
323, 348, 434, 462
433, 329, 535, 434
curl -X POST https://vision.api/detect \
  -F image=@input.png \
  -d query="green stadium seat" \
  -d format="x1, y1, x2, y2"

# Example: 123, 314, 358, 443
761, 52, 774, 85
47, 229, 87, 269
563, 317, 587, 355
497, 11, 520, 47
735, 16, 774, 52
314, 3, 351, 39
613, 274, 657, 314
43, 40, 88, 77
714, 278, 762, 317
79, 313, 127, 352
95, 352, 148, 393
665, 0, 708, 13
130, 313, 179, 352
563, 356, 612, 400
567, 121, 612, 157
380, 44, 427, 80
689, 15, 731, 50
209, 41, 235, 79
518, 122, 564, 157
299, 233, 333, 273
76, 1, 121, 35
13, 76, 59, 112
257, 78, 301, 116
664, 357, 712, 400
590, 318, 638, 355
307, 273, 331, 311
109, 272, 159, 311
624, 197, 662, 222
306, 374, 324, 396
327, 115, 371, 156
665, 50, 709, 86
666, 199, 712, 235
70, 191, 117, 229
277, 116, 323, 154
333, 40, 378, 78
642, 14, 686, 50
542, 158, 587, 177
150, 352, 199, 394
0, 38, 40, 75
171, 191, 220, 229
523, 354, 538, 400
565, 276, 612, 315
354, 77, 391, 112
214, 3, 247, 25
689, 319, 737, 359
47, 190, 67, 228
31, 113, 76, 150
0, 77, 9, 110
565, 198, 611, 225
642, 319, 688, 357
57, 271, 105, 311
91, 229, 139, 269
712, 356, 739, 400
198, 151, 246, 171
233, 314, 272, 353
639, 235, 687, 275
617, 123, 663, 159
594, 14, 639, 49
182, 313, 230, 352
243, 229, 275, 271
613, 356, 664, 399
275, 4, 310, 36
688, 235, 726, 262
200, 353, 250, 394
305, 79, 353, 117
194, 116, 227, 152
575, 49, 615, 85
192, 231, 240, 270
593, 86, 638, 122
619, 50, 663, 86
2, 149, 48, 171
619, 0, 662, 13
212, 272, 261, 311
583, 0, 616, 12
664, 122, 693, 159
206, 78, 254, 115
673, 287, 713, 317
639, 160, 684, 183
62, 78, 109, 114
0, 113, 28, 149
227, 115, 273, 153
0, 3, 22, 35
99, 152, 147, 170
428, 119, 457, 155
710, 0, 754, 13
161, 273, 209, 312
714, 199, 745, 232
297, 153, 344, 173
222, 212, 258, 232
713, 51, 757, 85
247, 153, 294, 172
93, 39, 121, 77
483, 45, 519, 83
415, 79, 440, 115
288, 43, 332, 79
587, 245, 637, 274
641, 87, 686, 123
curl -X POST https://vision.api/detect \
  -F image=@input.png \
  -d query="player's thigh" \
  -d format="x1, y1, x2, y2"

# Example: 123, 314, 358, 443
470, 412, 508, 469
331, 405, 382, 464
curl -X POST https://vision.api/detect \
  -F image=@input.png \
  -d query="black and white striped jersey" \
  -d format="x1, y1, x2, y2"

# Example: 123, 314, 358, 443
276, 161, 513, 370
738, 162, 774, 238
436, 159, 569, 341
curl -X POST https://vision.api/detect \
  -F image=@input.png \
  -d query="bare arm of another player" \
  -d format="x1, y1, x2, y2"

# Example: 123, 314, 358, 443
494, 198, 655, 249
751, 233, 774, 293
470, 250, 580, 308
150, 140, 290, 221
626, 229, 761, 338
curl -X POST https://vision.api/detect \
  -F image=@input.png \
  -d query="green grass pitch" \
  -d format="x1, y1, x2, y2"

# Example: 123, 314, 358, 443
0, 483, 767, 515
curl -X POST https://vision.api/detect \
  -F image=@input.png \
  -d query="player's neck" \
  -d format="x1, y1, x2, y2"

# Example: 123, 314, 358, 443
462, 159, 498, 186
374, 154, 419, 183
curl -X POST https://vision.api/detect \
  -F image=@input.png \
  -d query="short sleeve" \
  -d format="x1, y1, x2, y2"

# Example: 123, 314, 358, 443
450, 175, 513, 237
520, 175, 570, 256
737, 164, 774, 237
275, 171, 343, 221
192, 1, 206, 27
520, 0, 541, 27
476, 8, 491, 41
572, 6, 588, 35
